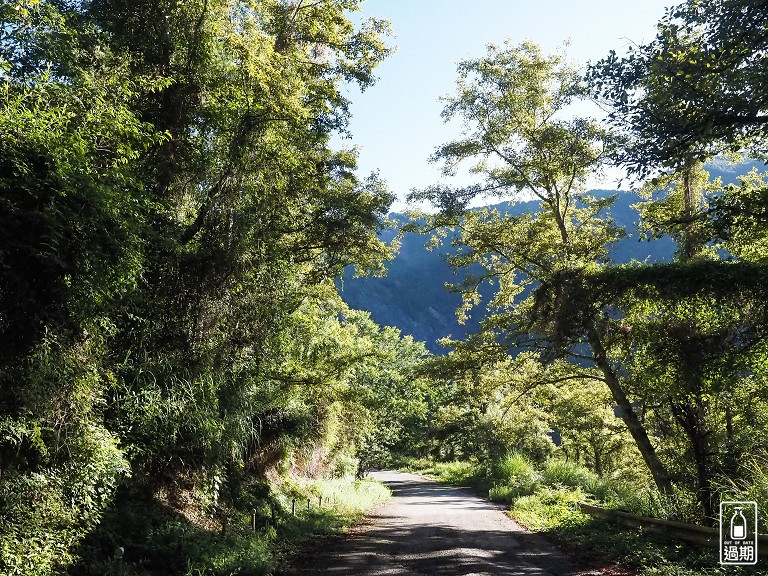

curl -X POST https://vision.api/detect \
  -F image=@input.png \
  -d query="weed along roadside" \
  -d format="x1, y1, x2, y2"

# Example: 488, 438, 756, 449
85, 476, 390, 576
265, 476, 391, 574
578, 503, 768, 556
400, 456, 768, 575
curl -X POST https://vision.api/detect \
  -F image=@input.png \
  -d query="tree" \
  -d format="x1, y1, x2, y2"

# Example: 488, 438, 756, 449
80, 0, 395, 484
589, 0, 768, 179
0, 1, 396, 572
585, 0, 768, 521
408, 41, 675, 494
0, 3, 163, 571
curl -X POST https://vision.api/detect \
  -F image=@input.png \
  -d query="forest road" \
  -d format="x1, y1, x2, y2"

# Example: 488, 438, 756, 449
285, 470, 589, 576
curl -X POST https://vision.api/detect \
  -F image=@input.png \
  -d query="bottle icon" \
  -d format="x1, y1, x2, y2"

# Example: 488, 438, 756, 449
731, 506, 747, 540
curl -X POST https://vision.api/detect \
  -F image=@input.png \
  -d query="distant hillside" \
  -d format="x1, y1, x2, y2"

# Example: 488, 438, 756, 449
338, 190, 682, 352
339, 157, 767, 352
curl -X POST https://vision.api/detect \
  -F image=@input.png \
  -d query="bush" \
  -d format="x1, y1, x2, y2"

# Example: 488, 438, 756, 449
491, 452, 537, 484
487, 452, 540, 502
715, 454, 768, 532
511, 486, 588, 530
0, 422, 128, 576
404, 459, 480, 485
430, 461, 479, 485
541, 459, 597, 490
332, 454, 359, 478
488, 482, 533, 502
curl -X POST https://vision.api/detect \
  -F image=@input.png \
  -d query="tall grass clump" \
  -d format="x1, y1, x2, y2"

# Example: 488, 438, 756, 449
713, 454, 768, 532
542, 459, 598, 490
311, 477, 391, 517
492, 452, 538, 483
488, 452, 540, 502
510, 486, 588, 530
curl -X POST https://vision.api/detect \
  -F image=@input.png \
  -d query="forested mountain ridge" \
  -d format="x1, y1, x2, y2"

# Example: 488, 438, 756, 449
340, 158, 763, 352
339, 190, 673, 351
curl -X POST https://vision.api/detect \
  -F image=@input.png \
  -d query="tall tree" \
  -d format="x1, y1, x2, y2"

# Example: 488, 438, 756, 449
0, 1, 395, 573
409, 41, 674, 494
589, 0, 768, 179
586, 0, 768, 521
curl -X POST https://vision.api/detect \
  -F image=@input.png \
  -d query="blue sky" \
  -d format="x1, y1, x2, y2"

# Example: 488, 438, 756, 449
339, 0, 674, 211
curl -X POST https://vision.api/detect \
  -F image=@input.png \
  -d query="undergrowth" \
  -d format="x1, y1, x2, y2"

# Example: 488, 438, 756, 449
399, 455, 768, 575
74, 476, 390, 576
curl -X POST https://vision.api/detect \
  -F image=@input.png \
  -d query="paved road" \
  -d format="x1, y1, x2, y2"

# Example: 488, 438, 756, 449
287, 470, 586, 576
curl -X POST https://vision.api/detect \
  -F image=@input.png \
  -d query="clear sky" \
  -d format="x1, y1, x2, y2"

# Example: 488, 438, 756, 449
339, 0, 674, 212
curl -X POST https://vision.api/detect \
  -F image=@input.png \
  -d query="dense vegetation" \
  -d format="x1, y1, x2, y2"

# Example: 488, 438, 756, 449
400, 0, 768, 541
1, 0, 768, 575
0, 1, 424, 574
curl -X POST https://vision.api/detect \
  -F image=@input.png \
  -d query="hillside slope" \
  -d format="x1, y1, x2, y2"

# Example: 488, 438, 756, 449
338, 190, 676, 352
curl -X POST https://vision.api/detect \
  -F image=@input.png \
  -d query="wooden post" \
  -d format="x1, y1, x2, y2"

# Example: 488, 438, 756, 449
291, 499, 296, 516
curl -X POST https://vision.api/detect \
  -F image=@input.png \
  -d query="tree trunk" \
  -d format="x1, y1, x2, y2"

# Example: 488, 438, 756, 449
587, 326, 674, 495
672, 397, 714, 524
681, 169, 697, 260
593, 442, 602, 476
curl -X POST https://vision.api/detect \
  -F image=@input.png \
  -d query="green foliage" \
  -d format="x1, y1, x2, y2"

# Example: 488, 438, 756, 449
585, 3, 768, 518
589, 0, 768, 176
510, 487, 588, 530
712, 168, 768, 263
75, 474, 389, 576
410, 40, 612, 217
509, 488, 728, 576
487, 465, 542, 504
408, 27, 768, 523
715, 453, 768, 533
0, 0, 402, 573
541, 459, 597, 490
0, 331, 130, 576
490, 452, 538, 486
407, 460, 480, 486
4, 0, 768, 573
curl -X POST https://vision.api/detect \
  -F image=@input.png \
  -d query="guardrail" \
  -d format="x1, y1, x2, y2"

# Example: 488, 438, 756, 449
578, 502, 768, 557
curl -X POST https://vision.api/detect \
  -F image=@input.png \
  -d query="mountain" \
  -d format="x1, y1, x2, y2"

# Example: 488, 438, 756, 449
338, 189, 681, 353
339, 161, 767, 350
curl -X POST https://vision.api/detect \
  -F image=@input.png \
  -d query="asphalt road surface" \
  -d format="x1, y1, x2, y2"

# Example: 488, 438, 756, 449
287, 470, 587, 576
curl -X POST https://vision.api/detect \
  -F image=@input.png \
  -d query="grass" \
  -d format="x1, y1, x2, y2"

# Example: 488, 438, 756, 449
488, 452, 541, 503
509, 488, 768, 576
511, 486, 588, 530
399, 455, 768, 576
268, 477, 390, 574
541, 458, 597, 489
76, 476, 390, 576
400, 457, 483, 487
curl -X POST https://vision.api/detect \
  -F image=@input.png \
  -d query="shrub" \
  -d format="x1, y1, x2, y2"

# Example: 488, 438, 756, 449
715, 454, 768, 532
431, 461, 479, 485
541, 459, 598, 490
511, 486, 588, 530
487, 452, 540, 502
0, 429, 128, 576
405, 460, 480, 485
491, 452, 537, 484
